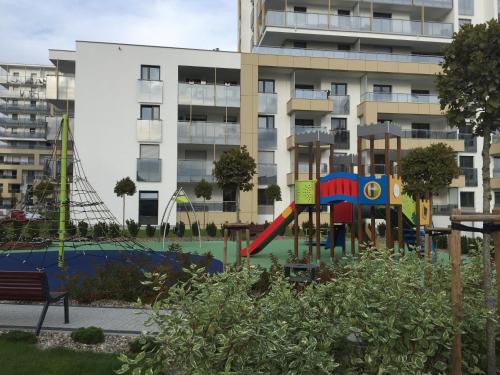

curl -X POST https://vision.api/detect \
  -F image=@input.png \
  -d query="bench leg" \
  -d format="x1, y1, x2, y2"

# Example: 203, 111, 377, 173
36, 301, 50, 336
63, 295, 69, 324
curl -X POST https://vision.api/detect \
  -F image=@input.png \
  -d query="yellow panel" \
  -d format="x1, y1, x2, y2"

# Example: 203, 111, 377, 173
419, 199, 431, 226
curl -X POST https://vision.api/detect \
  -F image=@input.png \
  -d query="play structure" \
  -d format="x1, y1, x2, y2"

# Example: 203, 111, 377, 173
242, 124, 431, 259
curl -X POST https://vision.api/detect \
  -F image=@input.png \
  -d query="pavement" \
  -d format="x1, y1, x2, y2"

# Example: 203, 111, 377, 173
0, 303, 156, 335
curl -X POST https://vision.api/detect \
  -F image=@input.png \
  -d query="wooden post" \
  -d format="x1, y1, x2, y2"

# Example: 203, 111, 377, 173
308, 142, 314, 257
384, 132, 392, 249
316, 141, 321, 260
493, 209, 500, 318
424, 232, 431, 287
223, 228, 228, 272
236, 230, 242, 268
416, 197, 421, 251
397, 136, 404, 252
329, 144, 335, 258
357, 136, 363, 254
370, 135, 376, 245
246, 229, 251, 272
294, 144, 299, 257
350, 163, 355, 256
450, 208, 462, 375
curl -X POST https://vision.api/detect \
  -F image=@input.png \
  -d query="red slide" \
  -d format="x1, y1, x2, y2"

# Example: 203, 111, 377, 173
241, 201, 304, 256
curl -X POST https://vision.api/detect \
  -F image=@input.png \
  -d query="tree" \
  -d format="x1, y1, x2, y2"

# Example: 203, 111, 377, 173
114, 177, 136, 229
194, 179, 213, 229
213, 146, 257, 223
264, 184, 282, 220
436, 20, 500, 373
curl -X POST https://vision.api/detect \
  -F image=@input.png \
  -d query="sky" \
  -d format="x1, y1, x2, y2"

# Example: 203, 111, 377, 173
0, 0, 237, 65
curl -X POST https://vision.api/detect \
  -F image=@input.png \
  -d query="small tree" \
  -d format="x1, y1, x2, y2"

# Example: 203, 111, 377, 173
194, 179, 212, 229
213, 146, 257, 223
436, 21, 500, 371
264, 184, 282, 220
401, 143, 460, 225
114, 177, 136, 229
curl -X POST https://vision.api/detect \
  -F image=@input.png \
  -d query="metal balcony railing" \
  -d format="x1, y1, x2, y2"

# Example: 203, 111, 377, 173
137, 158, 162, 182
46, 75, 75, 101
258, 205, 274, 215
0, 103, 48, 114
178, 121, 240, 145
258, 92, 278, 114
264, 10, 453, 38
0, 129, 46, 139
0, 90, 46, 100
178, 201, 237, 213
0, 118, 47, 127
252, 46, 443, 65
401, 129, 458, 139
258, 128, 277, 150
177, 159, 214, 183
258, 163, 277, 185
361, 92, 440, 104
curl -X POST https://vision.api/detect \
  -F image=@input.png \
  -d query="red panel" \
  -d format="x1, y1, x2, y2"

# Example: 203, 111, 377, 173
333, 202, 353, 223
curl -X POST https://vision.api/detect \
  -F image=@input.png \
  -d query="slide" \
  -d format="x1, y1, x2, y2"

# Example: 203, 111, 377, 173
241, 202, 304, 256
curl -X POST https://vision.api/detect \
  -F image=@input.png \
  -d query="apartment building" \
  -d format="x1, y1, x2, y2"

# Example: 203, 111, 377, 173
42, 0, 499, 227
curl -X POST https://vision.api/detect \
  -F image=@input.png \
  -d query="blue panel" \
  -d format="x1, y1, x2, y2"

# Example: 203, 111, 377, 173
320, 194, 358, 205
358, 176, 388, 205
320, 172, 357, 183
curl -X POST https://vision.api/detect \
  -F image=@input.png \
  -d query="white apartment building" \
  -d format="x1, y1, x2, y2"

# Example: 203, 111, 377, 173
41, 0, 499, 227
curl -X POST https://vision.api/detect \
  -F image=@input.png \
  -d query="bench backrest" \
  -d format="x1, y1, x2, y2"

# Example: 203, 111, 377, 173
0, 271, 49, 301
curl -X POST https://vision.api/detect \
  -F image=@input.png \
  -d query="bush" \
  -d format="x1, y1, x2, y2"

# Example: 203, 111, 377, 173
160, 222, 170, 237
435, 235, 447, 249
13, 221, 23, 240
78, 221, 89, 237
67, 221, 77, 237
206, 222, 217, 237
108, 223, 121, 238
145, 224, 156, 238
0, 330, 37, 344
191, 222, 199, 237
93, 222, 108, 239
376, 222, 386, 237
126, 219, 139, 237
70, 327, 104, 345
263, 220, 270, 230
176, 221, 185, 238
128, 336, 160, 354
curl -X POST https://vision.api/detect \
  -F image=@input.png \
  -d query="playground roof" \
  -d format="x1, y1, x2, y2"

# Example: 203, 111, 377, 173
357, 123, 402, 140
294, 131, 335, 145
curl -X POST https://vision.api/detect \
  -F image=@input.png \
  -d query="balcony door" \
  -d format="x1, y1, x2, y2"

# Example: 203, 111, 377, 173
373, 84, 392, 101
140, 105, 160, 120
138, 191, 158, 225
411, 123, 430, 139
411, 89, 430, 103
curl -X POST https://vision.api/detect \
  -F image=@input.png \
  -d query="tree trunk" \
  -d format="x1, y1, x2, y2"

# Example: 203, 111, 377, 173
203, 198, 206, 229
481, 130, 495, 375
122, 196, 126, 230
236, 188, 241, 223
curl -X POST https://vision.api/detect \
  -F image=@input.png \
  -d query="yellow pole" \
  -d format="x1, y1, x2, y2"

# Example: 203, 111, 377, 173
57, 114, 69, 268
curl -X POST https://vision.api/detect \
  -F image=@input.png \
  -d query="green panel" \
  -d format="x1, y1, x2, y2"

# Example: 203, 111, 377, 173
295, 180, 315, 205
402, 194, 416, 225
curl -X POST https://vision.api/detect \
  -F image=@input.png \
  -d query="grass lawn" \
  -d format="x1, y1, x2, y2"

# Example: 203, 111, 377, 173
0, 338, 121, 375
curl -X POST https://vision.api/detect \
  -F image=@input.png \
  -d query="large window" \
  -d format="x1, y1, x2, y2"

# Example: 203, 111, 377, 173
459, 0, 474, 16
460, 192, 475, 208
332, 118, 347, 130
294, 6, 306, 12
331, 83, 347, 96
459, 156, 474, 169
140, 65, 160, 81
138, 191, 159, 225
258, 79, 275, 93
185, 150, 207, 160
373, 12, 392, 19
258, 189, 273, 206
295, 118, 314, 127
140, 105, 160, 120
258, 151, 275, 164
258, 115, 275, 129
374, 84, 392, 93
411, 123, 430, 138
140, 144, 159, 159
495, 192, 500, 208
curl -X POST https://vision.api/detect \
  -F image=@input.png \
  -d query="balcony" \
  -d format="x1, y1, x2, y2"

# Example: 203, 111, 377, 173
459, 134, 477, 153
46, 75, 75, 101
0, 90, 45, 100
287, 89, 332, 114
252, 46, 443, 65
178, 201, 236, 213
178, 83, 240, 107
460, 167, 478, 187
136, 79, 163, 104
178, 121, 240, 145
137, 158, 162, 182
258, 163, 277, 185
177, 159, 214, 183
137, 119, 162, 143
258, 92, 277, 114
287, 127, 350, 150
0, 129, 47, 140
361, 92, 439, 104
258, 128, 277, 150
0, 103, 48, 114
432, 204, 459, 216
333, 95, 350, 115
264, 11, 453, 39
0, 75, 47, 87
0, 118, 47, 127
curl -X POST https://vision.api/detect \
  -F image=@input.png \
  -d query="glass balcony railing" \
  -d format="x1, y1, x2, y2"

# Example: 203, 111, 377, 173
136, 79, 163, 104
432, 204, 459, 216
333, 95, 350, 114
178, 201, 237, 213
460, 167, 478, 187
0, 89, 46, 100
0, 103, 48, 113
137, 158, 162, 182
252, 46, 443, 64
178, 83, 240, 107
177, 159, 214, 183
0, 129, 47, 139
258, 163, 277, 185
401, 129, 458, 139
294, 89, 328, 100
264, 11, 453, 38
137, 119, 162, 142
258, 128, 277, 150
46, 75, 75, 101
0, 118, 47, 127
459, 134, 477, 152
178, 121, 240, 145
0, 75, 47, 86
298, 163, 328, 174
294, 127, 350, 149
258, 92, 277, 114
458, 0, 474, 16
361, 92, 440, 104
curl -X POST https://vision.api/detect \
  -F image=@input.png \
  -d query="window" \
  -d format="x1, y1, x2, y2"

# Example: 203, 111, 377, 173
258, 115, 275, 129
185, 150, 207, 160
332, 118, 347, 130
140, 105, 160, 120
30, 100, 36, 107
295, 84, 314, 90
373, 12, 392, 19
294, 6, 307, 12
29, 128, 35, 134
495, 192, 500, 208
295, 118, 314, 127
293, 41, 307, 49
11, 100, 18, 107
258, 189, 273, 205
459, 155, 474, 168
379, 119, 393, 125
140, 65, 160, 81
459, 0, 474, 16
337, 44, 351, 51
411, 89, 429, 95
30, 114, 36, 121
258, 79, 275, 93
459, 18, 471, 28
331, 83, 347, 96
338, 9, 350, 16
11, 114, 18, 120
460, 191, 474, 208
138, 191, 159, 225
140, 144, 159, 159
411, 123, 430, 138
374, 85, 392, 93
258, 151, 274, 164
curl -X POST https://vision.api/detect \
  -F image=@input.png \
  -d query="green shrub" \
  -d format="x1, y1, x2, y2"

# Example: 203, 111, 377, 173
67, 221, 77, 237
108, 223, 121, 238
191, 222, 199, 237
126, 219, 140, 237
160, 222, 170, 237
206, 222, 217, 237
3, 223, 15, 241
93, 222, 108, 238
301, 220, 315, 236
263, 220, 270, 230
128, 336, 160, 354
376, 222, 386, 237
13, 221, 23, 240
176, 221, 185, 238
70, 327, 105, 345
145, 224, 156, 238
0, 330, 37, 344
78, 221, 89, 237
435, 235, 447, 249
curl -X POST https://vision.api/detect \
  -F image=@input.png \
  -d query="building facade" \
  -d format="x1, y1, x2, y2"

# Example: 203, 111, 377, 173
41, 0, 499, 227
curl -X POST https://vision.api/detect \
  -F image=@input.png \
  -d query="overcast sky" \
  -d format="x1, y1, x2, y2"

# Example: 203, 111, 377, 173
0, 0, 237, 65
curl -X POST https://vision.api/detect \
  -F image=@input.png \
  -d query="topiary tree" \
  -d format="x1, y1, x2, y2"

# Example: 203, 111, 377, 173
436, 21, 500, 370
114, 177, 136, 229
213, 146, 257, 223
194, 179, 212, 229
264, 184, 282, 220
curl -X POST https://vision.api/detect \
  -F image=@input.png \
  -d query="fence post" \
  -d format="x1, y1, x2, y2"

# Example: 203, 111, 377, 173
450, 208, 462, 375
246, 228, 251, 272
424, 232, 431, 287
236, 230, 242, 268
493, 209, 500, 318
223, 228, 228, 272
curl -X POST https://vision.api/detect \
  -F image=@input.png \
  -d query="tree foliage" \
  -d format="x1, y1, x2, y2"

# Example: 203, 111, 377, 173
194, 179, 212, 201
401, 143, 459, 198
113, 177, 136, 198
264, 183, 282, 203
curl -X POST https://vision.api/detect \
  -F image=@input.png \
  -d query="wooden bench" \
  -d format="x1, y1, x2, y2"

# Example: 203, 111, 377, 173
0, 271, 69, 335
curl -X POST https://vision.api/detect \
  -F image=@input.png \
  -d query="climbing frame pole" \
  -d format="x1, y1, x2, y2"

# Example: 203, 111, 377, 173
397, 136, 404, 251
308, 142, 314, 257
293, 143, 299, 257
450, 208, 462, 375
369, 135, 376, 244
315, 140, 321, 260
357, 136, 363, 253
58, 114, 69, 268
384, 132, 392, 248
349, 162, 355, 256
495, 209, 500, 318
329, 144, 335, 258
